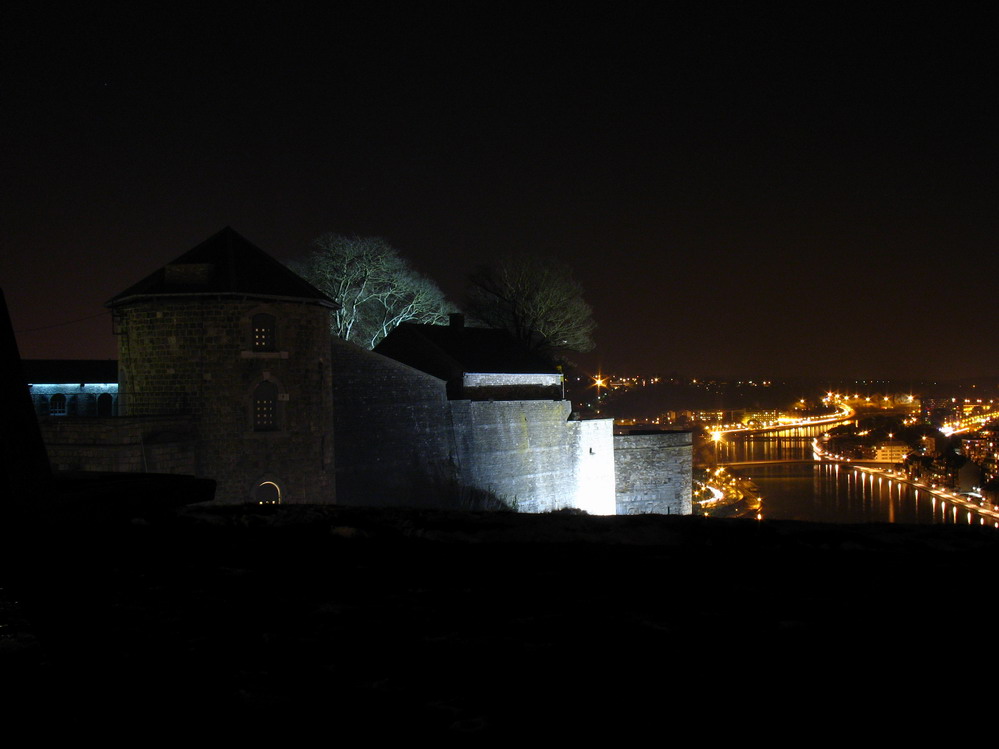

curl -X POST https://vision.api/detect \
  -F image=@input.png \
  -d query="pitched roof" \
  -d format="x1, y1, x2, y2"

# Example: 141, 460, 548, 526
106, 227, 335, 308
374, 319, 559, 381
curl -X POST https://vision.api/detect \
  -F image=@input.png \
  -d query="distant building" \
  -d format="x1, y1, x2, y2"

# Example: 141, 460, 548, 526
873, 440, 909, 463
694, 410, 725, 424
960, 430, 999, 484
955, 459, 982, 493
741, 409, 779, 427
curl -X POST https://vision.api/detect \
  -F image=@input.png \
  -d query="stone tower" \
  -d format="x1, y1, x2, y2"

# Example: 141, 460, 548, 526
106, 227, 336, 504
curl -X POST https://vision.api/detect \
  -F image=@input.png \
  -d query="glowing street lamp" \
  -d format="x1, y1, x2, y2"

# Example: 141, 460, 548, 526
593, 374, 606, 400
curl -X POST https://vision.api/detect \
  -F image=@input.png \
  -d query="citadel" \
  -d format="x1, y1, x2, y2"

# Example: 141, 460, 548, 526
27, 228, 692, 515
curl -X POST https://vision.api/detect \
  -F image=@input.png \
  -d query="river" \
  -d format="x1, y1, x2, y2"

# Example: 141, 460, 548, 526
711, 424, 991, 526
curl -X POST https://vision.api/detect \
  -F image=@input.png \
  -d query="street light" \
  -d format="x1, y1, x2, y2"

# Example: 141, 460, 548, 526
593, 374, 606, 399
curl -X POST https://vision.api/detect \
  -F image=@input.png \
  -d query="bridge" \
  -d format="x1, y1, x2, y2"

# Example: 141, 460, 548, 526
737, 435, 816, 442
721, 458, 827, 467
708, 411, 871, 469
719, 458, 885, 467
711, 406, 855, 437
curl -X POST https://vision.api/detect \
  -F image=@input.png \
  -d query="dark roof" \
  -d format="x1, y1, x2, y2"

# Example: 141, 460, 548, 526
23, 360, 118, 384
106, 227, 335, 308
374, 321, 559, 381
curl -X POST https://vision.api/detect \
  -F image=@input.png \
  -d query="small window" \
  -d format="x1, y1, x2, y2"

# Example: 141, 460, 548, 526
50, 393, 67, 416
253, 381, 278, 431
252, 313, 276, 351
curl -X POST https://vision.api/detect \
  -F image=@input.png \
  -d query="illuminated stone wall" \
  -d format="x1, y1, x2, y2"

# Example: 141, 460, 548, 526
614, 431, 693, 515
570, 417, 617, 515
29, 383, 118, 417
459, 372, 564, 401
450, 400, 616, 513
331, 343, 617, 513
113, 298, 334, 504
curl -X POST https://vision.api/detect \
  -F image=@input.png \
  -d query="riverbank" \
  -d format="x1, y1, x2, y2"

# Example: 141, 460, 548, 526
695, 466, 763, 518
3, 500, 997, 737
813, 438, 999, 525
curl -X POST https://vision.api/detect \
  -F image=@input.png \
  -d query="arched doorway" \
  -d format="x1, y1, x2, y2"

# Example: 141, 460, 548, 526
254, 480, 282, 505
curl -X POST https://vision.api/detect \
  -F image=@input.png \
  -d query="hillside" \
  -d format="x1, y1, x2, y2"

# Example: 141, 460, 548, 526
2, 499, 995, 737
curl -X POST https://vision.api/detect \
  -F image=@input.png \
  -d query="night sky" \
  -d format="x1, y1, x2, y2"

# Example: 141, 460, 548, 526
3, 5, 996, 379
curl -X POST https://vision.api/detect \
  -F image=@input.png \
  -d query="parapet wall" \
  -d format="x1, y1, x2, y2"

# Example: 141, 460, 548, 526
459, 373, 563, 401
614, 431, 693, 515
39, 416, 197, 475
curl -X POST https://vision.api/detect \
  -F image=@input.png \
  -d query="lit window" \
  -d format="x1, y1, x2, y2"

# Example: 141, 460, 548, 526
253, 381, 278, 431
252, 313, 276, 351
50, 393, 67, 416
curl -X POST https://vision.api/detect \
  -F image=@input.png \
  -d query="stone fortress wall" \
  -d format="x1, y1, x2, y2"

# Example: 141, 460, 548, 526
614, 431, 693, 515
331, 338, 618, 513
30, 334, 691, 515
330, 337, 457, 507
450, 400, 615, 514
39, 416, 197, 475
570, 417, 618, 515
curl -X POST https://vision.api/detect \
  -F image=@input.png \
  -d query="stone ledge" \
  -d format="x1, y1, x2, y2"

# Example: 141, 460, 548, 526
239, 351, 289, 359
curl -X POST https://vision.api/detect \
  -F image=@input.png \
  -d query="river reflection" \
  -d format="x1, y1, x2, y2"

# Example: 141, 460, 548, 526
713, 424, 831, 464
745, 463, 980, 524
713, 427, 989, 526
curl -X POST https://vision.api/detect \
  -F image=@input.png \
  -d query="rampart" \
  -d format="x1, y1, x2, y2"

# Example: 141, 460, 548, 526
330, 338, 459, 507
451, 400, 615, 513
614, 431, 693, 515
39, 416, 197, 475
331, 342, 617, 513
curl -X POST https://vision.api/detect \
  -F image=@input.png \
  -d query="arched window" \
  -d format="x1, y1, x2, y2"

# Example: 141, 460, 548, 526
253, 381, 279, 431
50, 393, 67, 416
252, 313, 276, 351
97, 393, 113, 417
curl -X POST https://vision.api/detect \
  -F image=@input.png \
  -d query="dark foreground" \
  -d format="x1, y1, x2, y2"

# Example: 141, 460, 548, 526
2, 499, 996, 738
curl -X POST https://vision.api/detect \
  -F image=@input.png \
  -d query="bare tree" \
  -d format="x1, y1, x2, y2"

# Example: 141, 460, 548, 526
466, 255, 596, 356
293, 234, 452, 348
